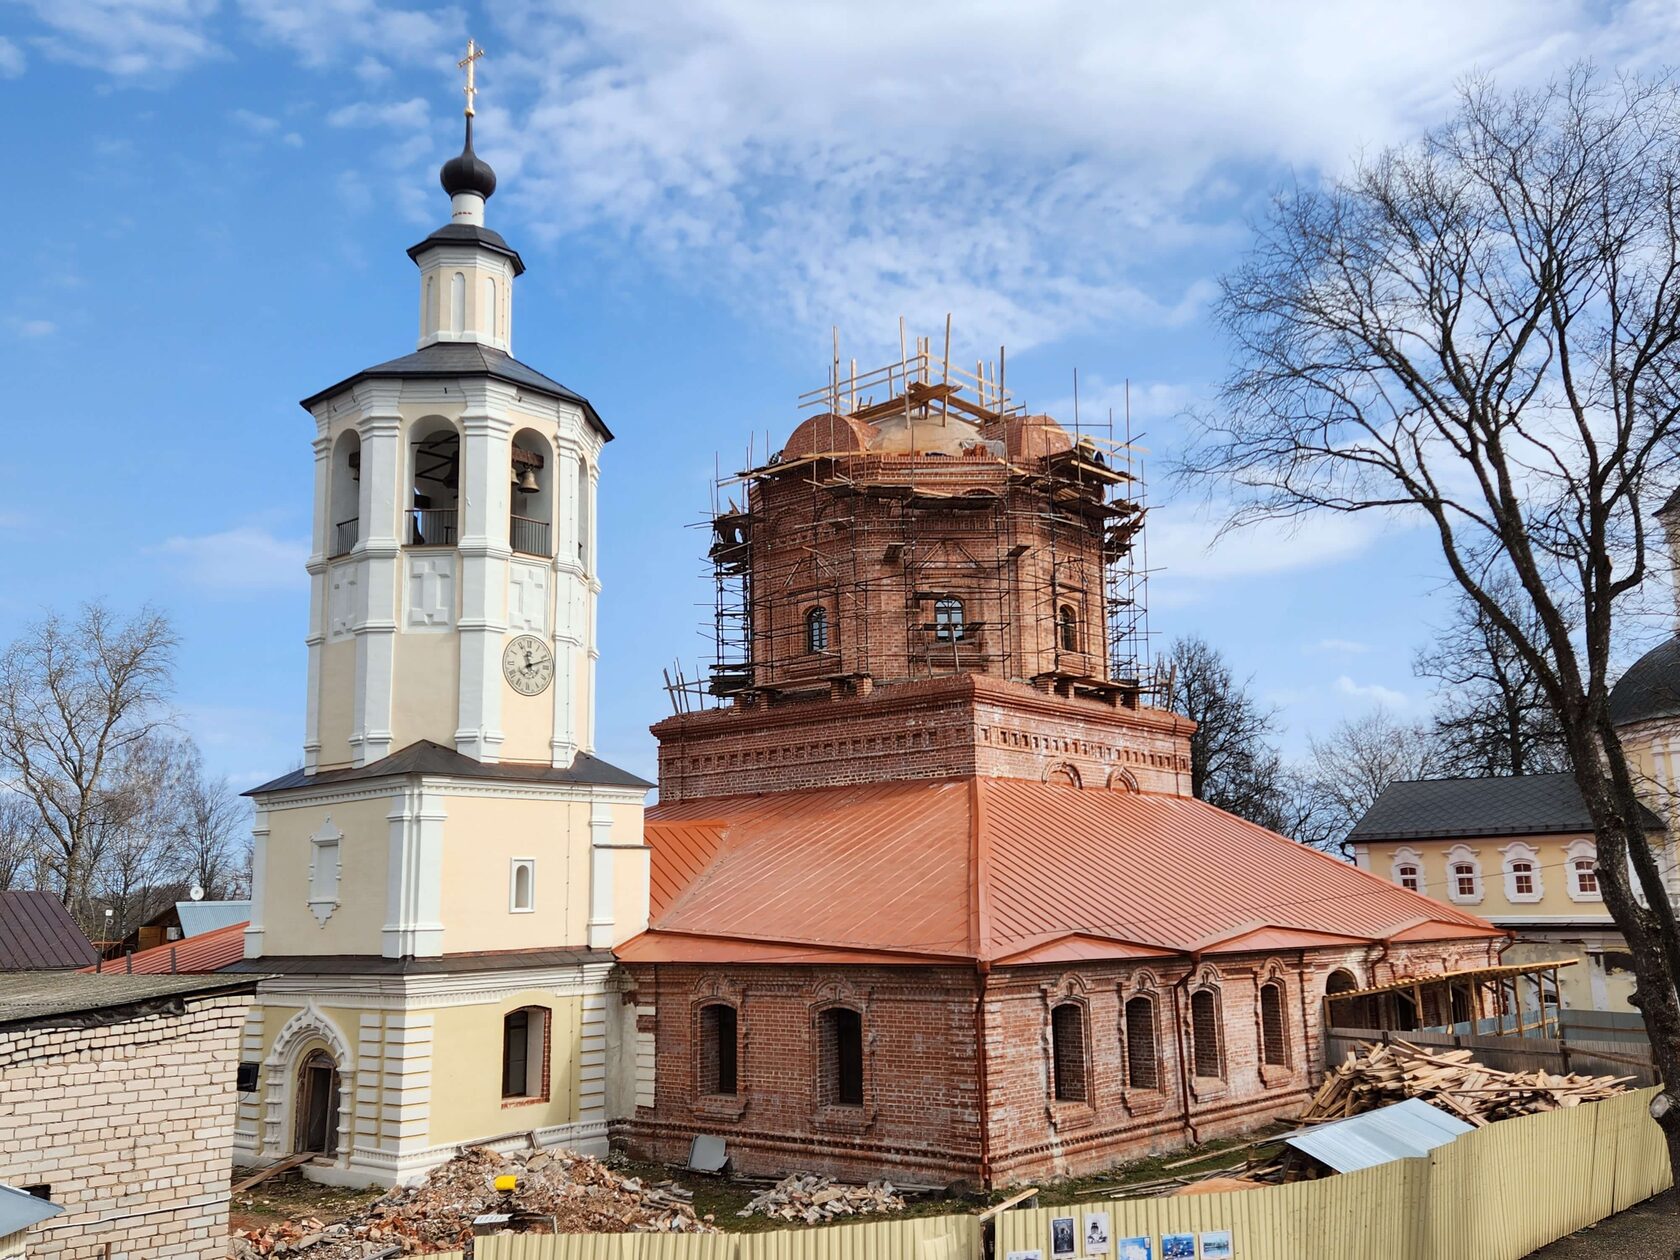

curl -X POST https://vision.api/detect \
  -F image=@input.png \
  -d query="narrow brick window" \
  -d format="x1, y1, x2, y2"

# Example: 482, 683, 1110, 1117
805, 606, 829, 653
1124, 995, 1158, 1090
1050, 1002, 1087, 1102
699, 1004, 738, 1096
819, 1007, 863, 1107
1191, 988, 1224, 1079
1259, 982, 1288, 1067
1058, 604, 1079, 652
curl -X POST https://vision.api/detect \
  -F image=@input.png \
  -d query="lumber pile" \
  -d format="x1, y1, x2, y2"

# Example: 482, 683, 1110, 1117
1303, 1040, 1632, 1126
230, 1146, 717, 1257
737, 1174, 906, 1223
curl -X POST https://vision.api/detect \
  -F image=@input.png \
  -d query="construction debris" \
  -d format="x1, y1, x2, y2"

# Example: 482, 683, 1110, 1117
736, 1174, 906, 1224
231, 1147, 717, 1257
1301, 1040, 1632, 1126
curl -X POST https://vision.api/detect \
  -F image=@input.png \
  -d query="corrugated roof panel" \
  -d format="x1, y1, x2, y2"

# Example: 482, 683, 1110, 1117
0, 891, 98, 970
81, 921, 247, 976
175, 900, 251, 937
1285, 1098, 1473, 1172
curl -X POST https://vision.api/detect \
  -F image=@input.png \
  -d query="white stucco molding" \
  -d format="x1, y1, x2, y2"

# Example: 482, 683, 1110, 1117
1498, 840, 1544, 903
1443, 843, 1484, 905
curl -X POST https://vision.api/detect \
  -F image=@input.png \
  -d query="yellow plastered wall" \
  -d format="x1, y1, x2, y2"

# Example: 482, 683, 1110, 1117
259, 793, 394, 956
1362, 834, 1612, 919
254, 1000, 370, 1150
499, 681, 555, 764
392, 630, 461, 752
1504, 938, 1637, 1012
439, 796, 592, 951
426, 991, 584, 1147
317, 639, 357, 770
610, 803, 651, 944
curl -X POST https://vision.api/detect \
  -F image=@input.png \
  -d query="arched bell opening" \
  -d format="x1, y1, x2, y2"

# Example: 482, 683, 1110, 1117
510, 429, 554, 557
408, 417, 461, 547
329, 430, 361, 558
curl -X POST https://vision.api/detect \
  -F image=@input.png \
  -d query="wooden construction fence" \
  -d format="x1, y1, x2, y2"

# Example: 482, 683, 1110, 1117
470, 1090, 1667, 1260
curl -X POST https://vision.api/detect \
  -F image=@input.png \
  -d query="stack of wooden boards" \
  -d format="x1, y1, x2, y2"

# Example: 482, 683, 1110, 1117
1302, 1040, 1632, 1126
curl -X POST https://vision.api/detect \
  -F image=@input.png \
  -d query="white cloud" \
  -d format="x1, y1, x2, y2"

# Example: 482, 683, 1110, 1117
462, 0, 1644, 351
13, 0, 221, 78
230, 107, 279, 134
1148, 501, 1393, 585
235, 0, 461, 67
0, 36, 26, 78
327, 96, 429, 130
12, 319, 56, 337
1315, 638, 1372, 655
353, 54, 390, 83
149, 527, 308, 591
1335, 675, 1411, 708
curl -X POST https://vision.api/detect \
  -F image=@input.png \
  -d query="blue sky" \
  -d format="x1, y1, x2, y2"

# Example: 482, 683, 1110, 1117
3, 1, 1678, 789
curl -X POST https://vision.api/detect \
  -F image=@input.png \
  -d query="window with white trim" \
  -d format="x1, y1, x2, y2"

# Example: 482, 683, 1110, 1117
1566, 839, 1602, 900
308, 819, 343, 924
1391, 846, 1425, 895
1444, 845, 1483, 904
510, 858, 535, 913
1500, 842, 1543, 903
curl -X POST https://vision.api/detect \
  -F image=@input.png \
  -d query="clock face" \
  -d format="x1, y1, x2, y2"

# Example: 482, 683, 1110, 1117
502, 634, 555, 697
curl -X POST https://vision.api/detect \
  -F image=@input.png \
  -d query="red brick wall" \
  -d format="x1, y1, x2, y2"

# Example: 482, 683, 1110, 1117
652, 674, 1192, 804
618, 937, 1500, 1187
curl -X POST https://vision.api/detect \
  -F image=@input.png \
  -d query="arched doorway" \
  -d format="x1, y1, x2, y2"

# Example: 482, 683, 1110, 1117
295, 1049, 341, 1156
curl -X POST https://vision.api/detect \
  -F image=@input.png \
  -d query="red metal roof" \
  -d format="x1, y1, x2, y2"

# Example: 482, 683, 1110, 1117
627, 778, 1501, 967
80, 920, 248, 975
0, 890, 98, 970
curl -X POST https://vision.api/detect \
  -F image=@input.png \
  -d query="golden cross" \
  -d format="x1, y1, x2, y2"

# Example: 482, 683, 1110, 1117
459, 38, 485, 117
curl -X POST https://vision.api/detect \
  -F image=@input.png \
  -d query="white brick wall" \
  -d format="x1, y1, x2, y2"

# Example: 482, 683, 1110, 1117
0, 993, 251, 1260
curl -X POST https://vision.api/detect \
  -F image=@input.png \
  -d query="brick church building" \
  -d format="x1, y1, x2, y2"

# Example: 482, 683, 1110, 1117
616, 353, 1502, 1187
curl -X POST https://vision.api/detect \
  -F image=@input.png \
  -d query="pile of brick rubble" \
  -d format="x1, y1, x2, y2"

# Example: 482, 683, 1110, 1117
737, 1173, 906, 1224
230, 1146, 717, 1257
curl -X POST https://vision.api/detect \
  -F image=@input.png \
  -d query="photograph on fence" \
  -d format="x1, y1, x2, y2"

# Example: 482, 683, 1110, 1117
1050, 1214, 1077, 1257
1161, 1234, 1197, 1260
1118, 1237, 1154, 1260
1201, 1230, 1234, 1259
1084, 1209, 1112, 1254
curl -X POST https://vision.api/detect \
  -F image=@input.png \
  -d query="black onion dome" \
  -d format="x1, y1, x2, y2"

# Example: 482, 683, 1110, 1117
1610, 636, 1680, 728
440, 116, 497, 200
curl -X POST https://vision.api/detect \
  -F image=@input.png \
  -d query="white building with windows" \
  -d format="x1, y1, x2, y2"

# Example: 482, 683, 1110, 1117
227, 97, 652, 1185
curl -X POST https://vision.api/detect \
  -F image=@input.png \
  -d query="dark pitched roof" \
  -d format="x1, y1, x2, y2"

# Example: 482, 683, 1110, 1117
299, 342, 610, 440
224, 945, 612, 975
406, 222, 523, 274
246, 739, 652, 797
1347, 772, 1663, 843
0, 891, 98, 971
0, 970, 259, 1029
1610, 636, 1680, 728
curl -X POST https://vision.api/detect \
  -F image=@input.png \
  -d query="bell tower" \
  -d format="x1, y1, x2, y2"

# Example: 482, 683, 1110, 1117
296, 50, 608, 774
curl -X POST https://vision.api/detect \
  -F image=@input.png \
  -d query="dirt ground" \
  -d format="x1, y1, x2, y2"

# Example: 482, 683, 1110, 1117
227, 1128, 1281, 1238
1524, 1188, 1679, 1258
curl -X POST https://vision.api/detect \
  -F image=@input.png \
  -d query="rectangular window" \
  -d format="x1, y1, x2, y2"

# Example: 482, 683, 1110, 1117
1513, 867, 1535, 896
1050, 1003, 1088, 1102
819, 1008, 863, 1107
503, 1010, 529, 1097
700, 1004, 738, 1096
1191, 989, 1224, 1079
1576, 861, 1599, 894
1125, 996, 1158, 1090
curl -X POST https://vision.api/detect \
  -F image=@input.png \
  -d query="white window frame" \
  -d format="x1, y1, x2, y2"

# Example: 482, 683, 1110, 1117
1565, 839, 1602, 902
509, 857, 536, 913
1390, 845, 1426, 895
1499, 841, 1544, 903
308, 818, 343, 925
1444, 844, 1483, 905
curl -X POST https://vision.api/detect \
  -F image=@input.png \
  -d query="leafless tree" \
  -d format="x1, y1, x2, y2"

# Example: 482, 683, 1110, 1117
175, 745, 250, 900
0, 603, 177, 926
1414, 573, 1571, 776
1180, 68, 1680, 1163
1161, 636, 1284, 817
1304, 708, 1446, 844
0, 792, 40, 891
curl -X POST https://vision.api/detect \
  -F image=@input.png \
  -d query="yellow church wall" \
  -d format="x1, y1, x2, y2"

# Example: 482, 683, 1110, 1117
439, 796, 592, 951
611, 803, 652, 946
1361, 834, 1611, 919
498, 682, 555, 764
424, 991, 584, 1147
317, 639, 357, 770
259, 793, 395, 956
391, 629, 460, 752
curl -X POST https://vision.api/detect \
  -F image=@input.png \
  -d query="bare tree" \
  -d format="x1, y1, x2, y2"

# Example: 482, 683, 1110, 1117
175, 745, 249, 900
0, 604, 177, 926
1161, 635, 1286, 824
1181, 68, 1680, 1162
1304, 708, 1447, 844
0, 792, 40, 891
1415, 573, 1572, 776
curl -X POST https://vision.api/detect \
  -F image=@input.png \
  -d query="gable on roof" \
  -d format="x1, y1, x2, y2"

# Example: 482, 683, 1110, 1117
1348, 772, 1662, 842
621, 776, 1501, 967
0, 891, 98, 971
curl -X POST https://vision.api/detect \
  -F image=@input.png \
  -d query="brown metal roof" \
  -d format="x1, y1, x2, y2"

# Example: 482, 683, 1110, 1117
0, 891, 98, 971
622, 777, 1503, 967
81, 921, 248, 975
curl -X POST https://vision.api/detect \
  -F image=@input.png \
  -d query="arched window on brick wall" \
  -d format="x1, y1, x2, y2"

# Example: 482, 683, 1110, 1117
817, 1007, 863, 1107
1259, 981, 1289, 1067
805, 607, 829, 654
1190, 988, 1224, 1080
1050, 1002, 1088, 1102
698, 1003, 739, 1097
1124, 995, 1159, 1090
934, 597, 965, 642
1058, 604, 1079, 652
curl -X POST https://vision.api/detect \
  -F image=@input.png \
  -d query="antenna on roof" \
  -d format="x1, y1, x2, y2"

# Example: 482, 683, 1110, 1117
189, 885, 205, 901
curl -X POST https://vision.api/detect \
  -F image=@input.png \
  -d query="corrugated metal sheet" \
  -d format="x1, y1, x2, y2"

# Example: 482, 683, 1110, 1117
0, 891, 98, 970
174, 899, 251, 937
0, 1183, 62, 1236
639, 777, 1498, 965
1285, 1099, 1472, 1172
80, 920, 247, 975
